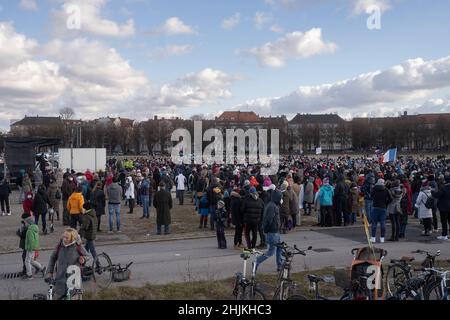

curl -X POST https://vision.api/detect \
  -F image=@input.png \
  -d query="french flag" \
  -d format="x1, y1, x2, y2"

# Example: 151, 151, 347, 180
383, 148, 397, 163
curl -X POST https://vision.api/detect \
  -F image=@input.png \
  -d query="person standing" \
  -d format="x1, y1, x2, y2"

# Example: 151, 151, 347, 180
370, 179, 393, 243
316, 178, 334, 227
387, 180, 404, 241
90, 181, 106, 232
139, 174, 151, 219
106, 177, 122, 233
34, 168, 43, 194
47, 177, 61, 221
415, 181, 433, 236
16, 213, 32, 275
241, 187, 264, 249
363, 171, 376, 223
231, 187, 244, 249
0, 179, 12, 216
215, 200, 228, 249
279, 182, 291, 234
80, 202, 98, 261
175, 171, 186, 205
303, 177, 314, 216
334, 175, 349, 226
67, 186, 84, 230
32, 185, 52, 234
432, 176, 450, 241
256, 190, 283, 272
153, 181, 173, 235
125, 176, 135, 214
61, 175, 76, 226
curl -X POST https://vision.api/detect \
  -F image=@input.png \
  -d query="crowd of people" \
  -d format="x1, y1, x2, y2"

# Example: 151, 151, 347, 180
7, 153, 450, 283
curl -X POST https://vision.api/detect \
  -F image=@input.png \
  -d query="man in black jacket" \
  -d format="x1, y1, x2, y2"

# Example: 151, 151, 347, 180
432, 176, 450, 240
256, 190, 283, 271
32, 185, 53, 234
334, 175, 349, 226
0, 179, 12, 216
241, 187, 264, 249
370, 179, 393, 243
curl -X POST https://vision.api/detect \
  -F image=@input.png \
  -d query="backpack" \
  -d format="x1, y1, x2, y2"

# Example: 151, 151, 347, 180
423, 193, 434, 209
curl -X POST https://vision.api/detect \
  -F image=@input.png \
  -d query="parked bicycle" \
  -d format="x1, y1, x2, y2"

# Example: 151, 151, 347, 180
423, 268, 450, 300
272, 242, 312, 300
232, 249, 266, 300
33, 276, 83, 300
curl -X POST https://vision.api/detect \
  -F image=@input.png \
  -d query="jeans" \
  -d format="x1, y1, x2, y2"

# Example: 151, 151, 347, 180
25, 250, 42, 277
142, 195, 150, 218
370, 207, 387, 238
335, 198, 346, 226
85, 240, 97, 260
365, 199, 373, 223
216, 224, 227, 249
35, 212, 47, 231
108, 204, 121, 231
157, 224, 170, 234
176, 190, 185, 205
440, 211, 450, 237
244, 223, 258, 249
423, 217, 432, 233
0, 195, 10, 213
258, 222, 266, 245
256, 233, 283, 270
320, 206, 333, 227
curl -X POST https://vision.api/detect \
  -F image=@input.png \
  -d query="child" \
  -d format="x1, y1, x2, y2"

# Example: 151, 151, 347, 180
215, 200, 227, 249
16, 213, 31, 275
23, 216, 46, 280
23, 192, 34, 216
198, 193, 209, 228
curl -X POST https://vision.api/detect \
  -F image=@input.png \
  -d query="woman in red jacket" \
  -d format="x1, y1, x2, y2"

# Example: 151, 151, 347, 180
23, 192, 34, 217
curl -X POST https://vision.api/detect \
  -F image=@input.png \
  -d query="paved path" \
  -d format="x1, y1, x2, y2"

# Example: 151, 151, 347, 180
1, 221, 449, 300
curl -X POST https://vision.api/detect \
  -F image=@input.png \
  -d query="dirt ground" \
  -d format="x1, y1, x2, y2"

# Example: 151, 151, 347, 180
0, 190, 317, 253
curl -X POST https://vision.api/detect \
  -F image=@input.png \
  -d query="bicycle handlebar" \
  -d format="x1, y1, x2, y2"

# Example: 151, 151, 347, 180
276, 242, 312, 255
411, 249, 440, 257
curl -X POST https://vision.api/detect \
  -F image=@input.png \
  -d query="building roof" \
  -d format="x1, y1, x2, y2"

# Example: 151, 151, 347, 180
216, 111, 261, 122
289, 113, 345, 124
411, 113, 450, 123
11, 116, 63, 126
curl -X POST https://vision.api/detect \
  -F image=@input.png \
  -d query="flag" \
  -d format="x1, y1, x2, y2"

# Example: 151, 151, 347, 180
316, 147, 322, 155
382, 148, 397, 163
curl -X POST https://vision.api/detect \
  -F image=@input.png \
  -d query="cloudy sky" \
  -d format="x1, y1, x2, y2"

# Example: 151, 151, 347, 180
0, 0, 449, 130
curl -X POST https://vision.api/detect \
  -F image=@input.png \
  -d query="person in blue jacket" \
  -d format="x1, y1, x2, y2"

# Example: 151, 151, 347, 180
317, 177, 334, 227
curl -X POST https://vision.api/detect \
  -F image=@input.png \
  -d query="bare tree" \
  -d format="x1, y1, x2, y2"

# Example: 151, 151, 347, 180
59, 107, 75, 120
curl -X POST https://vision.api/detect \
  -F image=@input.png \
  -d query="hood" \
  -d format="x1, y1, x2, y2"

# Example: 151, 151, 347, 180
271, 190, 282, 205
231, 191, 241, 198
28, 224, 39, 233
250, 193, 259, 200
391, 186, 403, 197
322, 185, 333, 192
373, 184, 385, 191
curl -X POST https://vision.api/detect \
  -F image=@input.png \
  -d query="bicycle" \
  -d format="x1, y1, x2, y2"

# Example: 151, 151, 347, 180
385, 249, 440, 298
83, 252, 114, 288
423, 268, 450, 300
232, 248, 266, 300
33, 277, 83, 300
272, 242, 312, 300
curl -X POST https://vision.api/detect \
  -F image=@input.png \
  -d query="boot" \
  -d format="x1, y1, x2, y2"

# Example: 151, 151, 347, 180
203, 218, 208, 228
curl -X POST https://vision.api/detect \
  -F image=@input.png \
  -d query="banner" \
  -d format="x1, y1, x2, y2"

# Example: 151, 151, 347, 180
315, 147, 322, 155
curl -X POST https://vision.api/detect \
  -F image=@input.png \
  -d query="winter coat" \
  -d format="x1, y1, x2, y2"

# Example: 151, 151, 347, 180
153, 189, 173, 225
25, 224, 40, 251
371, 185, 393, 209
90, 188, 106, 216
415, 188, 433, 219
107, 183, 122, 204
215, 207, 227, 227
31, 188, 51, 215
280, 191, 291, 218
350, 186, 359, 214
17, 222, 28, 249
0, 181, 11, 196
432, 183, 450, 213
22, 177, 33, 194
198, 193, 209, 216
139, 178, 151, 196
230, 191, 243, 226
262, 191, 282, 234
288, 188, 299, 216
387, 186, 404, 215
61, 179, 76, 201
47, 181, 60, 210
47, 240, 88, 298
363, 174, 376, 200
241, 193, 264, 225
304, 179, 314, 203
318, 185, 334, 206
67, 192, 84, 215
23, 192, 33, 215
80, 209, 97, 241
125, 178, 135, 200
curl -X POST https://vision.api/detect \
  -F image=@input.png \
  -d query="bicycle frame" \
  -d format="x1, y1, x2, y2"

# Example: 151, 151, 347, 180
233, 250, 263, 300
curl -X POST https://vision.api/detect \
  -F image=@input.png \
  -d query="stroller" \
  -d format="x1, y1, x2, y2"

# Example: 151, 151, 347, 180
335, 247, 388, 300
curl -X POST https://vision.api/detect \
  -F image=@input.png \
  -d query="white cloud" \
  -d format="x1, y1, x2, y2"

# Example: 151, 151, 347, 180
236, 55, 450, 116
244, 28, 337, 67
51, 0, 135, 38
222, 13, 241, 30
156, 68, 238, 108
270, 25, 284, 33
352, 0, 391, 15
149, 44, 194, 60
152, 17, 197, 36
0, 23, 38, 69
19, 0, 38, 11
254, 11, 272, 29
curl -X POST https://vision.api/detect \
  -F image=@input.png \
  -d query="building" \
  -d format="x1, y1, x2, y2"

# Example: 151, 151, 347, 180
10, 116, 65, 138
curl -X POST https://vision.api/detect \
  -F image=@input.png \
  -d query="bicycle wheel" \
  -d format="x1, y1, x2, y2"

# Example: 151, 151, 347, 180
423, 281, 443, 300
288, 294, 308, 300
93, 253, 113, 288
385, 264, 410, 297
250, 288, 266, 300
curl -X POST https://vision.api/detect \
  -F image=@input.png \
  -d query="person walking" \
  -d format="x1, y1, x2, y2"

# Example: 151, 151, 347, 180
241, 187, 264, 249
125, 176, 135, 214
16, 213, 32, 275
0, 179, 12, 216
23, 217, 46, 280
47, 177, 61, 222
256, 190, 283, 272
432, 176, 450, 240
61, 175, 76, 226
106, 177, 122, 233
370, 179, 393, 243
67, 186, 84, 230
153, 181, 173, 235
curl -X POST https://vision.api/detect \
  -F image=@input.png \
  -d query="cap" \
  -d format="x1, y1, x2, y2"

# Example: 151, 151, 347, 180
249, 187, 257, 194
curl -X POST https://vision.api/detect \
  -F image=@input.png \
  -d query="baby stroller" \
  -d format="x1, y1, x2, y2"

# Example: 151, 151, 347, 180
335, 247, 388, 300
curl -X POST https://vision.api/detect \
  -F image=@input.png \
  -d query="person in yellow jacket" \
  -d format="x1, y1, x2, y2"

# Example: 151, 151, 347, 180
67, 186, 85, 230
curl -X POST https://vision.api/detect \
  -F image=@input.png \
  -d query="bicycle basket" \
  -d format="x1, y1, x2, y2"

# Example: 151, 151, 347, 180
113, 268, 131, 282
334, 269, 351, 289
33, 294, 47, 300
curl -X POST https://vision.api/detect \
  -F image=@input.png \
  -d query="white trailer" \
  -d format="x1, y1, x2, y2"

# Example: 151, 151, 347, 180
59, 148, 106, 173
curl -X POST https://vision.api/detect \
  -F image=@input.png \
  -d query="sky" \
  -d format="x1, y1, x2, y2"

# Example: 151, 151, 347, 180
0, 0, 449, 130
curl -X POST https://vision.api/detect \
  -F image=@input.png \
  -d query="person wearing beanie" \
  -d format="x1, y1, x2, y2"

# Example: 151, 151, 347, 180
432, 175, 450, 240
215, 200, 227, 249
153, 181, 173, 235
370, 177, 393, 243
241, 186, 264, 249
198, 192, 210, 229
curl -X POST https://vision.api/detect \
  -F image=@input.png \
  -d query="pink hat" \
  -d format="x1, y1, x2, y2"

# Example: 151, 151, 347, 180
263, 178, 272, 191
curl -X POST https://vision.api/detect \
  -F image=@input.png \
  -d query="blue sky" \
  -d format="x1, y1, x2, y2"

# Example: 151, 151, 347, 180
0, 0, 449, 130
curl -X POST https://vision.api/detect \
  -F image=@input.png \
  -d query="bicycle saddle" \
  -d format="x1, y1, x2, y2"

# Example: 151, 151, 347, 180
307, 275, 324, 283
